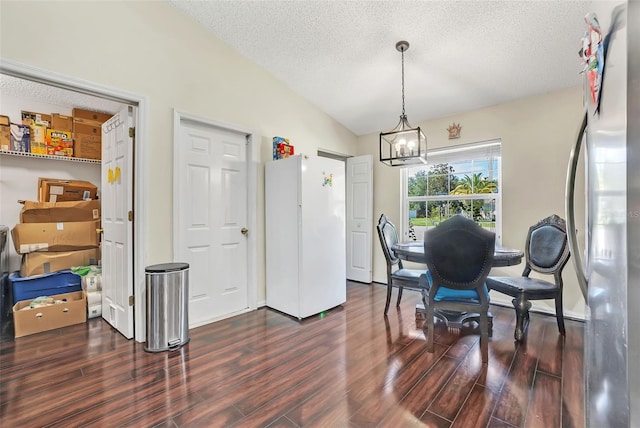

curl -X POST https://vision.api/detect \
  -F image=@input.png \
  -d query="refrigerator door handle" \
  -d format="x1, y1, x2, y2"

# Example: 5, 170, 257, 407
565, 110, 588, 300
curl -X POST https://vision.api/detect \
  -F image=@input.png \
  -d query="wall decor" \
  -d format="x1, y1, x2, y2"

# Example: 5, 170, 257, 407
447, 123, 462, 139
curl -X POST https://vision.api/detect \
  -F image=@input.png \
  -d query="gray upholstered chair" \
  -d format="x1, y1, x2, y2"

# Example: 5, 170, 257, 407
421, 215, 495, 363
487, 214, 570, 342
376, 214, 425, 315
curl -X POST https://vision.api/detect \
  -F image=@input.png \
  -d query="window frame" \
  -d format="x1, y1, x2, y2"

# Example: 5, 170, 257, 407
400, 139, 502, 244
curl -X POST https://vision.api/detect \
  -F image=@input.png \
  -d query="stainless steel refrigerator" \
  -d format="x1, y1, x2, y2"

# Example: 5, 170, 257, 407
566, 1, 639, 426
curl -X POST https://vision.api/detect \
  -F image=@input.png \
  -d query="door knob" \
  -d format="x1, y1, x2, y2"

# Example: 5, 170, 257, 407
241, 227, 249, 236
96, 228, 104, 234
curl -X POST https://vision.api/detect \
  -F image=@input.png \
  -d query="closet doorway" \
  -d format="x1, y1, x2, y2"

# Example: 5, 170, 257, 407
0, 59, 148, 342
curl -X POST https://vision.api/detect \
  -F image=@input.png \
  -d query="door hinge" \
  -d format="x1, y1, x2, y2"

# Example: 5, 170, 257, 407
128, 210, 133, 221
129, 127, 135, 138
129, 295, 134, 306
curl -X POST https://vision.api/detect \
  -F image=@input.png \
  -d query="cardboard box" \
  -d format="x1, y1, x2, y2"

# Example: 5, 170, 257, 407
29, 124, 47, 155
45, 129, 73, 157
72, 108, 112, 126
11, 220, 101, 253
276, 142, 294, 159
0, 115, 9, 126
38, 178, 98, 202
73, 138, 101, 160
51, 114, 73, 132
0, 125, 9, 152
20, 200, 101, 223
21, 111, 51, 128
20, 248, 101, 277
73, 122, 101, 160
273, 136, 290, 160
13, 291, 86, 337
11, 124, 30, 153
73, 122, 101, 139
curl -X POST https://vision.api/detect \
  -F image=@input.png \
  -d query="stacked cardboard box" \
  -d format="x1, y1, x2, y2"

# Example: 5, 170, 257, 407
72, 108, 113, 160
37, 177, 98, 203
12, 198, 101, 277
51, 114, 73, 132
12, 177, 101, 274
9, 178, 101, 336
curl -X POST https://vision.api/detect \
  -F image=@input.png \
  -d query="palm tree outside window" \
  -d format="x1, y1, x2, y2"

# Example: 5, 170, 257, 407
402, 140, 502, 244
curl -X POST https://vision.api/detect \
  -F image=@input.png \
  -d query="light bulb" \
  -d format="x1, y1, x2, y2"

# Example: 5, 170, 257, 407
407, 140, 416, 149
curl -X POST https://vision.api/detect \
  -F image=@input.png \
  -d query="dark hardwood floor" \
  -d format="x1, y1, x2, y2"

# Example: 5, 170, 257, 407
0, 281, 584, 427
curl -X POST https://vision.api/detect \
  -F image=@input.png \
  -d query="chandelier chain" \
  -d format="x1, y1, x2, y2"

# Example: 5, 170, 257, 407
401, 48, 405, 117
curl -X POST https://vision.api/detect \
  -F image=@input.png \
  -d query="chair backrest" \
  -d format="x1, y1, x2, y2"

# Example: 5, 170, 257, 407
525, 214, 570, 275
377, 214, 401, 267
423, 215, 495, 291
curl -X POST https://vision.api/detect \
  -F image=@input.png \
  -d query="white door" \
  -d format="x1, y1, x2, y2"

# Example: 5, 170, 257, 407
101, 106, 134, 338
176, 119, 249, 327
346, 155, 373, 282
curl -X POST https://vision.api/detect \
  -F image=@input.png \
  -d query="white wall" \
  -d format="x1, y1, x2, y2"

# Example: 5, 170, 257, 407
358, 86, 587, 319
0, 1, 359, 303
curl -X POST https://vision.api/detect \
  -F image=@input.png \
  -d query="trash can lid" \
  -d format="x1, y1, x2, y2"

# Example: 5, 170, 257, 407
145, 262, 189, 273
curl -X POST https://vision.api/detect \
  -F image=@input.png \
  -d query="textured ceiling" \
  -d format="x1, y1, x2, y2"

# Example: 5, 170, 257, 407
0, 74, 123, 116
169, 0, 598, 136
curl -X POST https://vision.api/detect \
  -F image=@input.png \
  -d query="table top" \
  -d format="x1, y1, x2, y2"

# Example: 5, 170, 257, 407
391, 241, 524, 267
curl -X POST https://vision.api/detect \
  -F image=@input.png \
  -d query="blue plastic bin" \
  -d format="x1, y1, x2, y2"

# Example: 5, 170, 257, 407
9, 270, 82, 305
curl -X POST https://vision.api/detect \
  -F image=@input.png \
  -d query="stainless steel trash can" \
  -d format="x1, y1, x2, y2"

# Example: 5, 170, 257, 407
145, 262, 189, 352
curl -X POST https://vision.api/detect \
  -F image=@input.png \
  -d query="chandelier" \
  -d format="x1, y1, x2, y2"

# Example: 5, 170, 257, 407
379, 41, 427, 167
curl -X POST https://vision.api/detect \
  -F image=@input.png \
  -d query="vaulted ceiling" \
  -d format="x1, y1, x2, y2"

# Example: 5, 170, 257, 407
169, 0, 597, 136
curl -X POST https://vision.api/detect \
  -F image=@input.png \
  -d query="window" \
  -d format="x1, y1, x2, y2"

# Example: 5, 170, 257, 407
401, 140, 502, 244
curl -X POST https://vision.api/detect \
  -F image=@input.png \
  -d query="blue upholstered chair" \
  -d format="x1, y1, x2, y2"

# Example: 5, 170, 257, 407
487, 214, 570, 342
420, 215, 495, 363
376, 214, 426, 315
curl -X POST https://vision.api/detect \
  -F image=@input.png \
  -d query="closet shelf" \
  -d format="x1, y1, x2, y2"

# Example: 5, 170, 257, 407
0, 150, 100, 164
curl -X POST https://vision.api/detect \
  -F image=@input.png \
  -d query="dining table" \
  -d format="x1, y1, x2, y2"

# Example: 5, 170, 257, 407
390, 240, 524, 328
391, 240, 524, 267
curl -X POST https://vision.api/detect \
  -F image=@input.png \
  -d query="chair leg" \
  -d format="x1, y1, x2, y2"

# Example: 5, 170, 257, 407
555, 295, 566, 335
384, 283, 393, 315
488, 312, 493, 338
396, 286, 404, 307
425, 297, 435, 353
479, 312, 489, 363
512, 296, 531, 342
